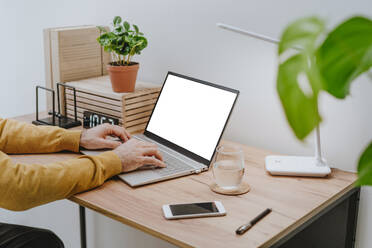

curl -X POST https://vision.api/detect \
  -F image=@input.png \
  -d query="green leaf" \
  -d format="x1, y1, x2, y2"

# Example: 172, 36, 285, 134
124, 36, 131, 43
138, 37, 148, 50
355, 142, 372, 186
114, 26, 123, 34
113, 16, 122, 26
97, 33, 111, 47
133, 24, 139, 34
279, 17, 325, 54
124, 21, 130, 31
277, 54, 321, 139
97, 26, 107, 33
277, 17, 325, 139
317, 16, 372, 98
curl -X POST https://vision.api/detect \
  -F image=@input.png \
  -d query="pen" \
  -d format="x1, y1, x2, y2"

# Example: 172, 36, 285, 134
236, 208, 272, 235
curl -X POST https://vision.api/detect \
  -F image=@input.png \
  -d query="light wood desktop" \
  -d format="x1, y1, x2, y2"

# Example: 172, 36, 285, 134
10, 113, 359, 248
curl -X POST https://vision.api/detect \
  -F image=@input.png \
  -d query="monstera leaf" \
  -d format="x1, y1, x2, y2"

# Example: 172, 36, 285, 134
317, 17, 372, 99
277, 17, 325, 139
356, 142, 372, 186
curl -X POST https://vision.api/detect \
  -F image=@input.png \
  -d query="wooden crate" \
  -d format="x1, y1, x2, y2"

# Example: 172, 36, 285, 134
64, 76, 161, 134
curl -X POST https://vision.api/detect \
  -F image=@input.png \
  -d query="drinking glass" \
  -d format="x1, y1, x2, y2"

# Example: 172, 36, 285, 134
212, 144, 245, 190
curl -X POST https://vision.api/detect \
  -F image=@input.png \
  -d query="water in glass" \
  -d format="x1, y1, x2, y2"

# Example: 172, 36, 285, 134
212, 144, 244, 190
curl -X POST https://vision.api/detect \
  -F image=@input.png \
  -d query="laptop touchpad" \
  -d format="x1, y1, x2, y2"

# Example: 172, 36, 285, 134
118, 169, 161, 186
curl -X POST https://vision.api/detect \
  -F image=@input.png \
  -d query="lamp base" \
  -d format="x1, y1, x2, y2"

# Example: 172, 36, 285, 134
265, 155, 331, 177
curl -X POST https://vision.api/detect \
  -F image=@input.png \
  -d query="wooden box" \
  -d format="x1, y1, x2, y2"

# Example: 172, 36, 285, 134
64, 76, 161, 134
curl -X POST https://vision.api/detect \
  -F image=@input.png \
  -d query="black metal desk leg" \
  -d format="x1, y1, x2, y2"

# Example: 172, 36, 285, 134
79, 206, 87, 248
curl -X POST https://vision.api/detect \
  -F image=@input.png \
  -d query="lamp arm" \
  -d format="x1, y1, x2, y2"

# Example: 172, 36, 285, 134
216, 23, 280, 44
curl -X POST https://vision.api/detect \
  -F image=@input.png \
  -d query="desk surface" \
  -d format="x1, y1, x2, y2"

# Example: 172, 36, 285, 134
10, 113, 357, 248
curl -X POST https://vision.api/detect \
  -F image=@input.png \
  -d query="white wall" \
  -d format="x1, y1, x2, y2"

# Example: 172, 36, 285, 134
0, 0, 371, 247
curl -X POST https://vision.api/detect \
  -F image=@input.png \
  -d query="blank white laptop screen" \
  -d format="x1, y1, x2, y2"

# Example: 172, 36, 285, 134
146, 74, 238, 161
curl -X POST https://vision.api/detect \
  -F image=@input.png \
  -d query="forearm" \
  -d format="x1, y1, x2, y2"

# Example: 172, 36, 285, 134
0, 150, 121, 211
0, 118, 81, 154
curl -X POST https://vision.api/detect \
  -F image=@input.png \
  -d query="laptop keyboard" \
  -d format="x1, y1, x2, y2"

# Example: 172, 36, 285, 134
155, 151, 195, 176
135, 135, 198, 176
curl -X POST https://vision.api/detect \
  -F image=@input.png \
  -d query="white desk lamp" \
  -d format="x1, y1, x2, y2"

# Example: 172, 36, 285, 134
217, 23, 331, 177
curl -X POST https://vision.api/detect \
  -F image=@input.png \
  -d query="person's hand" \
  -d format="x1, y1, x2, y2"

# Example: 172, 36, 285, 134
113, 139, 166, 172
80, 124, 131, 150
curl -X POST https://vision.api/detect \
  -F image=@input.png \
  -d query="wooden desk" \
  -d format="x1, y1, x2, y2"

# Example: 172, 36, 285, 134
11, 113, 360, 248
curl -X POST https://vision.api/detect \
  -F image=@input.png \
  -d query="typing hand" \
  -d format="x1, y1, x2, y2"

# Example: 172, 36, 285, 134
80, 123, 131, 150
113, 139, 166, 172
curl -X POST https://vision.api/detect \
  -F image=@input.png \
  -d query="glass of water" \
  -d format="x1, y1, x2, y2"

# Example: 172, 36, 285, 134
212, 144, 245, 190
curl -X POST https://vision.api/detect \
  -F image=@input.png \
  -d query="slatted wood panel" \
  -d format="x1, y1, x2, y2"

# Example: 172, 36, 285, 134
64, 76, 161, 134
44, 25, 110, 111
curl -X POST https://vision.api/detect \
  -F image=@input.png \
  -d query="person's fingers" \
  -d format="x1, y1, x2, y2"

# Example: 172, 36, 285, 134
120, 127, 130, 141
98, 139, 122, 149
136, 140, 148, 146
124, 129, 131, 139
141, 157, 166, 168
138, 141, 157, 148
106, 125, 128, 142
142, 148, 163, 161
142, 144, 157, 150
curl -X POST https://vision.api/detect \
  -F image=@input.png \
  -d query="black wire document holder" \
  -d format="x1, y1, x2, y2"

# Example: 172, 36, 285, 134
32, 82, 81, 129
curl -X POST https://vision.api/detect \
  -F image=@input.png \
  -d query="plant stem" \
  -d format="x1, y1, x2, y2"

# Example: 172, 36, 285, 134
127, 41, 143, 65
126, 55, 131, 65
116, 54, 120, 65
110, 53, 115, 64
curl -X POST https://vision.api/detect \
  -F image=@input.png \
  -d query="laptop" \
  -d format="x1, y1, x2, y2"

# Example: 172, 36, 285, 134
82, 72, 239, 187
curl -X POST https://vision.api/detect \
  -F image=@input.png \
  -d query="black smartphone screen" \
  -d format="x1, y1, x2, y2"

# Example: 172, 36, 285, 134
169, 202, 219, 216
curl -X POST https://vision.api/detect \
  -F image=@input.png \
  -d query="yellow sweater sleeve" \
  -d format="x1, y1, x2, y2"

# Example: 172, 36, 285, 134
0, 118, 81, 153
0, 118, 122, 211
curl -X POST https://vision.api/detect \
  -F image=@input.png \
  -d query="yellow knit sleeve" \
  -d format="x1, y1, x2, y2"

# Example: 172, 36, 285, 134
0, 118, 81, 154
0, 150, 121, 211
0, 117, 122, 211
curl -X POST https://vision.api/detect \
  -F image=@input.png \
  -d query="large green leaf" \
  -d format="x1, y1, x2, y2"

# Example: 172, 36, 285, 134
279, 17, 325, 54
277, 17, 325, 139
355, 142, 372, 186
317, 16, 372, 98
277, 54, 321, 139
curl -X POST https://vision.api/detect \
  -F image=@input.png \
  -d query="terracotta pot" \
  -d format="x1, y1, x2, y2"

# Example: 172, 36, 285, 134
107, 63, 139, 92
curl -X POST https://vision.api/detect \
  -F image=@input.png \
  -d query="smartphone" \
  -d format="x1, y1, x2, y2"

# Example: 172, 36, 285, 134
162, 201, 226, 220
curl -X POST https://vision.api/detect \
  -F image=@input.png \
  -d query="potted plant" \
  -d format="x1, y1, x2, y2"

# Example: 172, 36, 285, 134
276, 16, 372, 185
97, 16, 148, 92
